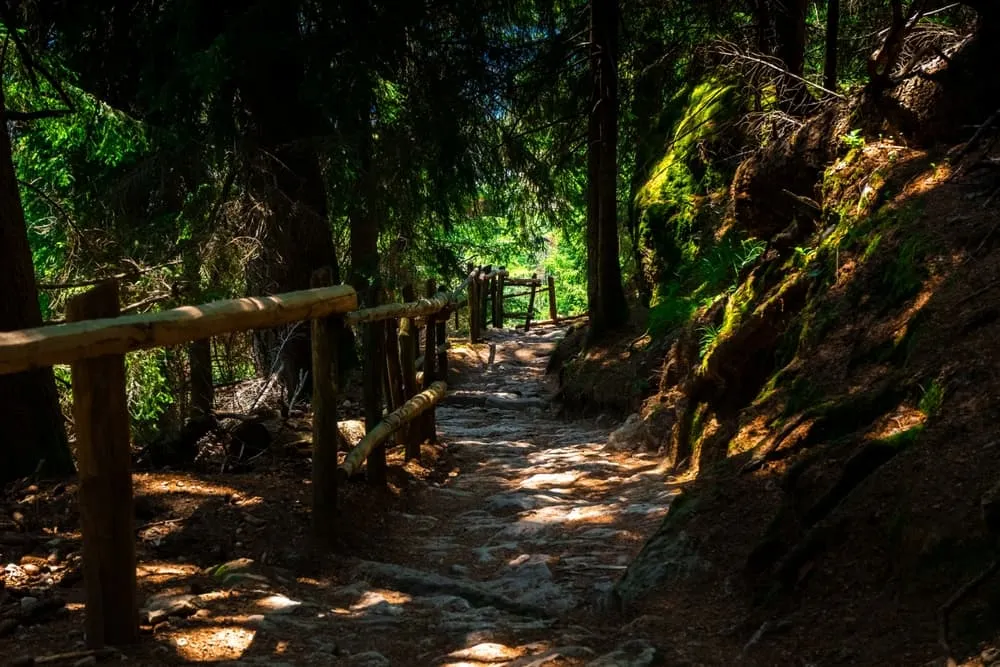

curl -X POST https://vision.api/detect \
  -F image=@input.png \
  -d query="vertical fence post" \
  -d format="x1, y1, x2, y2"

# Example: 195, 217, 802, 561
385, 319, 404, 414
436, 288, 449, 382
547, 275, 558, 323
469, 267, 481, 344
362, 289, 386, 487
310, 268, 339, 542
400, 284, 420, 460
525, 273, 538, 331
422, 279, 438, 443
497, 268, 506, 327
480, 265, 491, 331
491, 274, 500, 328
66, 280, 138, 648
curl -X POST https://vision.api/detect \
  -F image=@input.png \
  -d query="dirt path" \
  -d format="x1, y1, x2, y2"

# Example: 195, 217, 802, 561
3, 324, 674, 666
292, 324, 676, 666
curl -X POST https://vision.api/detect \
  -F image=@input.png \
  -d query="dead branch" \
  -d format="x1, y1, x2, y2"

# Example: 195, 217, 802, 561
714, 41, 845, 100
37, 260, 182, 290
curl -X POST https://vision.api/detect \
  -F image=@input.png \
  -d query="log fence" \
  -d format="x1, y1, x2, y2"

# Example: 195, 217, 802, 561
0, 262, 570, 650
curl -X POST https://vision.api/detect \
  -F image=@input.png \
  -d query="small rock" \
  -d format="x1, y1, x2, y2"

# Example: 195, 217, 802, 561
143, 593, 199, 623
586, 639, 662, 667
257, 594, 303, 615
20, 596, 39, 612
605, 413, 654, 452
449, 564, 469, 576
347, 651, 391, 667
72, 657, 97, 667
367, 600, 404, 616
21, 563, 41, 576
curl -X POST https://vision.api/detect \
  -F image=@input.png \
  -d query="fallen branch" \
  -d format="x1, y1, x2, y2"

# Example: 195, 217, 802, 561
715, 42, 845, 100
37, 260, 182, 290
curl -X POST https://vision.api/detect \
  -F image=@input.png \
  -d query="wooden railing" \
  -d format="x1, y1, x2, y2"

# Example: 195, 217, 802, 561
466, 265, 563, 342
0, 265, 560, 648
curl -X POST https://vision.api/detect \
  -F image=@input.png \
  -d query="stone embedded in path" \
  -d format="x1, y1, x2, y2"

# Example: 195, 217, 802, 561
346, 651, 391, 667
444, 642, 524, 662
586, 639, 663, 666
518, 472, 580, 489
352, 560, 552, 618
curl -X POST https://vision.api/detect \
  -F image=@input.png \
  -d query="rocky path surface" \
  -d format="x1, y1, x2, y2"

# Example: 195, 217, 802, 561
133, 324, 676, 665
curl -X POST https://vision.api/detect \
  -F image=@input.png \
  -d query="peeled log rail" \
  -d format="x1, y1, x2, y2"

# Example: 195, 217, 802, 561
515, 312, 588, 329
0, 285, 358, 376
505, 277, 541, 287
338, 381, 447, 482
344, 295, 452, 327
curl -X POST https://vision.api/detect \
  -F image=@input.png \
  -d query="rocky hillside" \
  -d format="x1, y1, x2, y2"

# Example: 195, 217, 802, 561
556, 19, 1000, 666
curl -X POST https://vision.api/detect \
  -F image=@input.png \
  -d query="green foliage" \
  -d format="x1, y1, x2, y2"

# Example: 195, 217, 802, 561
841, 128, 866, 150
698, 324, 722, 358
646, 233, 764, 340
878, 424, 925, 449
125, 349, 176, 443
635, 78, 741, 291
919, 380, 945, 417
880, 235, 929, 306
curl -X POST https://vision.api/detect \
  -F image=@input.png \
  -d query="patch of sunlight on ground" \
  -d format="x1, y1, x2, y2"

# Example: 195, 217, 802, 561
441, 641, 536, 666
137, 562, 200, 585
134, 473, 240, 498
166, 624, 256, 662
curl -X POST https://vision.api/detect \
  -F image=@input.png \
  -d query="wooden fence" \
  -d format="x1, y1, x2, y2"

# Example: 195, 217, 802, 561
466, 265, 564, 342
0, 264, 563, 649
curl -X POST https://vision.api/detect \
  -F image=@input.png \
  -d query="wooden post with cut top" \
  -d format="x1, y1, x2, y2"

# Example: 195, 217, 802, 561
497, 268, 506, 326
385, 318, 404, 413
362, 290, 386, 487
481, 265, 492, 331
422, 279, 438, 442
399, 284, 420, 460
310, 267, 339, 543
67, 280, 139, 648
436, 288, 448, 382
469, 267, 481, 344
547, 275, 558, 323
525, 272, 538, 331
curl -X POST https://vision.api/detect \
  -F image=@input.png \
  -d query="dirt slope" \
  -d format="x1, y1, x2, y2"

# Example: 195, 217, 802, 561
553, 61, 1000, 667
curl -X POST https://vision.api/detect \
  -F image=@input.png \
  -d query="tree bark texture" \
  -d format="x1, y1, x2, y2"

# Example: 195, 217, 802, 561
587, 0, 629, 340
0, 86, 74, 483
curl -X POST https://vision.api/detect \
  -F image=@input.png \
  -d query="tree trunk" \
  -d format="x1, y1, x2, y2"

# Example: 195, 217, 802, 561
0, 92, 74, 483
773, 0, 811, 110
348, 75, 385, 485
586, 3, 603, 332
823, 0, 840, 93
237, 3, 338, 400
587, 0, 628, 340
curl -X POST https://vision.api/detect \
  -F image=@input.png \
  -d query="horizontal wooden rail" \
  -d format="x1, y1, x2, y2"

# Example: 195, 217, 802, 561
505, 277, 541, 287
515, 312, 588, 328
0, 285, 358, 376
338, 380, 447, 482
345, 295, 452, 326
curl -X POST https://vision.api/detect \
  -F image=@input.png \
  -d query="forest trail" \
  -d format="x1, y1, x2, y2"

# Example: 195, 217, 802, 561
4, 323, 676, 666
219, 323, 672, 666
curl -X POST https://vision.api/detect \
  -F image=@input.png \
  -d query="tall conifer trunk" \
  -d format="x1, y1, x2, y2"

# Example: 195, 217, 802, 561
587, 0, 628, 340
0, 90, 74, 483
